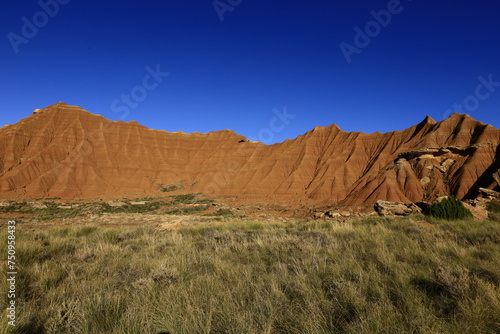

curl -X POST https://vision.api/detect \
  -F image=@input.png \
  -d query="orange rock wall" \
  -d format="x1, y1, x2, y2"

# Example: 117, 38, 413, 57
0, 102, 499, 205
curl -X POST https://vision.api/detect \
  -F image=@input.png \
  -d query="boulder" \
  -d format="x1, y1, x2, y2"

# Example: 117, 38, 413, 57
478, 187, 500, 199
313, 212, 325, 219
314, 210, 349, 219
339, 211, 352, 217
462, 201, 488, 220
464, 196, 497, 220
374, 200, 422, 216
325, 211, 341, 218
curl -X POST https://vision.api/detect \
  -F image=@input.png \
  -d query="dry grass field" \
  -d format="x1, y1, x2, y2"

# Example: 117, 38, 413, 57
1, 201, 500, 333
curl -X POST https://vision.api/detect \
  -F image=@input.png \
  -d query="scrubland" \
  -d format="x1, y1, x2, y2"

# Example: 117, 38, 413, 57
1, 204, 500, 333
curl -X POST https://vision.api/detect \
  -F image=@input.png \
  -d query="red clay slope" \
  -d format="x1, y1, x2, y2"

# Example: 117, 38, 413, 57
0, 102, 499, 205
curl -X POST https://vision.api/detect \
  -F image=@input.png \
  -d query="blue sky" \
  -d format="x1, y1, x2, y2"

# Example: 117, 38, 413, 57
2, 0, 500, 144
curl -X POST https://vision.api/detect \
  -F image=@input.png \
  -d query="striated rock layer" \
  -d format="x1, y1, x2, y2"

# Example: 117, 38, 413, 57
0, 102, 499, 205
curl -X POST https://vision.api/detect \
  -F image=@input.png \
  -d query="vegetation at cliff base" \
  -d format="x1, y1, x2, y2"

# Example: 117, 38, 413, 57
428, 195, 473, 220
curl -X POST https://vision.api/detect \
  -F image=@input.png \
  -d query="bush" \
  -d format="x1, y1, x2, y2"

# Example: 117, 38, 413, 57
428, 196, 473, 220
205, 208, 235, 217
157, 179, 185, 192
164, 205, 209, 215
170, 193, 197, 204
157, 183, 183, 192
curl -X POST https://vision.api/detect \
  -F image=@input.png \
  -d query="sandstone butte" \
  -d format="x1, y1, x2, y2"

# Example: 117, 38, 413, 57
0, 102, 499, 208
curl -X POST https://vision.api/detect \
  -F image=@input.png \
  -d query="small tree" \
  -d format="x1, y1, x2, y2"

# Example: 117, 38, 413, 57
428, 196, 473, 220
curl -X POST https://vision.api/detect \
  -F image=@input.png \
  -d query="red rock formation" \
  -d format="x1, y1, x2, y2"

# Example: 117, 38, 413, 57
0, 102, 499, 205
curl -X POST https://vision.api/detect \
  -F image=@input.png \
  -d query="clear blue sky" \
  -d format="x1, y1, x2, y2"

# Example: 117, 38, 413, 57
2, 0, 500, 144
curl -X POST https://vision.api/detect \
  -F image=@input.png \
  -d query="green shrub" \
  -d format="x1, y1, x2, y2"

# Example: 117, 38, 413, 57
100, 201, 164, 214
170, 193, 197, 203
428, 196, 473, 220
164, 205, 209, 215
205, 208, 235, 217
157, 179, 185, 192
157, 183, 182, 192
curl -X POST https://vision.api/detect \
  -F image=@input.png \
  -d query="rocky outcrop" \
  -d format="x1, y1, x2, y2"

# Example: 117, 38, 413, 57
374, 200, 422, 216
493, 170, 500, 187
462, 199, 489, 220
479, 187, 500, 198
0, 103, 499, 206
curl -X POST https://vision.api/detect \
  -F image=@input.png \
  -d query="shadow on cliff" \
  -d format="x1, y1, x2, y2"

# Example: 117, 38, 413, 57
463, 144, 500, 199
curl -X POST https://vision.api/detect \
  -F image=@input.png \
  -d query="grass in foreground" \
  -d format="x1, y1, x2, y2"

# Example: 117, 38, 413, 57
1, 216, 499, 334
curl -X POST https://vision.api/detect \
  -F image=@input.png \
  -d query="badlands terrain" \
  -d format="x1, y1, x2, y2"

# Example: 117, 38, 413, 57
0, 102, 499, 216
1, 103, 500, 334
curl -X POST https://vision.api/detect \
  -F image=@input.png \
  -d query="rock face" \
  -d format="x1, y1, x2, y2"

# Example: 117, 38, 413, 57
478, 187, 500, 199
0, 102, 499, 205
